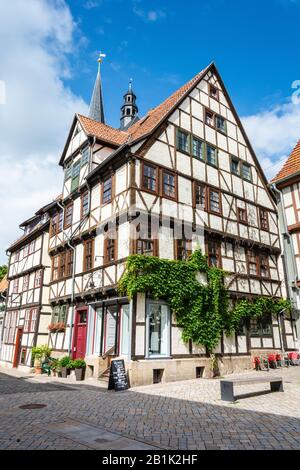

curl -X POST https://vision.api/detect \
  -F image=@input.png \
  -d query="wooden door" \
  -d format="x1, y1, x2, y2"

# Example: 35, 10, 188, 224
12, 327, 23, 368
104, 306, 118, 355
72, 308, 88, 359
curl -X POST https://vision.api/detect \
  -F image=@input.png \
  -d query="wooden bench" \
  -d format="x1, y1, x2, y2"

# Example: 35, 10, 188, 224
220, 375, 283, 402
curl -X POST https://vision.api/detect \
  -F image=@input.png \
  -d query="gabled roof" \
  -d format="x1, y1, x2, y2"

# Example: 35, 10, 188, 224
77, 114, 128, 146
272, 140, 300, 184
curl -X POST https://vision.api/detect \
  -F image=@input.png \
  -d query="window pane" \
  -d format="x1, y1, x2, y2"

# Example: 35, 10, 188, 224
103, 177, 112, 203
163, 172, 175, 198
120, 304, 130, 355
231, 158, 239, 175
192, 137, 204, 160
177, 130, 189, 153
209, 190, 220, 213
216, 115, 226, 133
81, 146, 89, 166
148, 303, 169, 357
195, 184, 205, 208
207, 145, 217, 166
143, 165, 156, 191
242, 163, 251, 181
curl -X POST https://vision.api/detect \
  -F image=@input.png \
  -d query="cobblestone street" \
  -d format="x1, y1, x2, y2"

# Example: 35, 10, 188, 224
1, 367, 300, 450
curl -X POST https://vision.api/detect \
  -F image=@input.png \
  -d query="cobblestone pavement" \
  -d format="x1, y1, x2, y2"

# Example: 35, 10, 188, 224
1, 366, 300, 450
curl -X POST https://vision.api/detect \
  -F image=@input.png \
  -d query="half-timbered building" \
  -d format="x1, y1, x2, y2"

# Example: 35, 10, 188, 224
0, 275, 8, 356
45, 60, 297, 385
272, 140, 300, 347
0, 205, 52, 369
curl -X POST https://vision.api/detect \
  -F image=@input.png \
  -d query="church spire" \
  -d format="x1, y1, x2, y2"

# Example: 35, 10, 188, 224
89, 52, 106, 123
120, 78, 139, 130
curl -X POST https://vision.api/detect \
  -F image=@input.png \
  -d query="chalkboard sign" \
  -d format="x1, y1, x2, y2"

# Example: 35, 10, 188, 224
108, 359, 129, 391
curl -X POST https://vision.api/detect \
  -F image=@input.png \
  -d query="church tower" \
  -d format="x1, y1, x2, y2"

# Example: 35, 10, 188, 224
89, 53, 105, 123
120, 79, 139, 129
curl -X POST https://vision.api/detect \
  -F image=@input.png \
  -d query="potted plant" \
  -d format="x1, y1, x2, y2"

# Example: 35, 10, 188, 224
31, 345, 52, 374
50, 358, 60, 377
48, 322, 66, 333
59, 356, 72, 378
72, 359, 86, 381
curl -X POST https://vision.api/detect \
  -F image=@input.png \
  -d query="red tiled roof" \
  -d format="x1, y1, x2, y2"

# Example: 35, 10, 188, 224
272, 140, 300, 183
77, 65, 210, 149
77, 114, 129, 146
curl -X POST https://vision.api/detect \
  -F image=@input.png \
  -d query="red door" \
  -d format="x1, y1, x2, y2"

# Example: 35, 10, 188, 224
13, 327, 23, 368
72, 308, 88, 359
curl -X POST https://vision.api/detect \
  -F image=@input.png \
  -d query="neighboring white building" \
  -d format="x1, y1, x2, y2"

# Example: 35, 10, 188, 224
0, 206, 52, 369
272, 140, 300, 348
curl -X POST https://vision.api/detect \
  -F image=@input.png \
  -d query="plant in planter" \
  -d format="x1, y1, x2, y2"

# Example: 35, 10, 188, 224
50, 358, 60, 377
71, 359, 86, 381
59, 356, 72, 378
31, 345, 52, 374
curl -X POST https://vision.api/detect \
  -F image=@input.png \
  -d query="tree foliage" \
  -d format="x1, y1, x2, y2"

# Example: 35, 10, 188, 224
118, 250, 291, 353
0, 265, 7, 282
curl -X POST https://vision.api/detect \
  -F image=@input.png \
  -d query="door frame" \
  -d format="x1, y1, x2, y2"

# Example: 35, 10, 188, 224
72, 306, 88, 359
12, 327, 23, 368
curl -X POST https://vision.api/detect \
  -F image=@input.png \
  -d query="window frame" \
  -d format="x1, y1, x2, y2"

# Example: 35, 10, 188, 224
34, 269, 42, 288
103, 235, 117, 264
206, 144, 218, 167
64, 201, 73, 229
237, 207, 248, 225
204, 108, 227, 135
141, 162, 158, 194
193, 182, 206, 209
207, 187, 222, 215
83, 239, 94, 272
230, 156, 240, 176
81, 191, 89, 219
176, 128, 190, 155
161, 169, 177, 200
206, 239, 222, 268
102, 175, 113, 205
22, 274, 30, 292
241, 162, 252, 182
259, 208, 269, 231
209, 83, 219, 101
175, 238, 192, 261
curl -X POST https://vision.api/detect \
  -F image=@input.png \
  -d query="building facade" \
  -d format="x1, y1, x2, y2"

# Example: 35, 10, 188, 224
0, 275, 8, 355
1, 61, 298, 383
0, 208, 52, 369
272, 140, 300, 347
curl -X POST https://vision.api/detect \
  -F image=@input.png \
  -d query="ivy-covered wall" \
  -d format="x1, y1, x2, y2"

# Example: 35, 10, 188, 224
119, 250, 291, 353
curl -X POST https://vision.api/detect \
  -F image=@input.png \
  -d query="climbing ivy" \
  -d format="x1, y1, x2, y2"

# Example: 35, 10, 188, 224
118, 250, 291, 353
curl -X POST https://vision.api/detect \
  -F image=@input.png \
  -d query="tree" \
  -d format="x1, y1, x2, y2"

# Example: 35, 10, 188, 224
0, 265, 8, 282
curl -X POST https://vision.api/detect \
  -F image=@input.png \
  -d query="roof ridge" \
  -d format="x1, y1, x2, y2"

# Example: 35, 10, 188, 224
77, 114, 129, 135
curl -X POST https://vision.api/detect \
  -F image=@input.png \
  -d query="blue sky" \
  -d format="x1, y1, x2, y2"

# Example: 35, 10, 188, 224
1, 0, 300, 263
67, 0, 300, 124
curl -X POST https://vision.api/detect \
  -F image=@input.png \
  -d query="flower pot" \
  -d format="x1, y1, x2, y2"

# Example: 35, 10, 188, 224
75, 367, 86, 381
61, 366, 68, 378
35, 367, 42, 375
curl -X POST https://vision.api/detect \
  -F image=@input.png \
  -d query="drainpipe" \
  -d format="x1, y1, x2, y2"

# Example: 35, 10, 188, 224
127, 298, 133, 362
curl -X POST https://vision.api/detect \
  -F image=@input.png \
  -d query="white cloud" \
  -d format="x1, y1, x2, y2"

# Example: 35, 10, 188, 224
0, 0, 88, 264
241, 98, 300, 180
132, 1, 166, 22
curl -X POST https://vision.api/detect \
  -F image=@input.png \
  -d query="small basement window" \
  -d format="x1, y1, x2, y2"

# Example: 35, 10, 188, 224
196, 366, 204, 378
153, 369, 164, 384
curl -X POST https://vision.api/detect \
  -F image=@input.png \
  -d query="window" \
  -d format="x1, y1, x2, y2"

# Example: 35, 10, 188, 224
194, 183, 206, 208
51, 211, 63, 235
237, 207, 247, 224
81, 192, 89, 218
23, 244, 29, 258
81, 146, 89, 166
250, 316, 272, 337
241, 163, 252, 181
247, 251, 258, 276
231, 157, 240, 176
34, 269, 42, 288
64, 202, 73, 228
207, 240, 221, 267
52, 255, 59, 281
146, 301, 170, 358
176, 129, 189, 153
29, 240, 35, 254
216, 115, 226, 134
22, 274, 29, 292
209, 84, 219, 100
206, 145, 217, 166
59, 252, 66, 279
205, 110, 214, 127
120, 304, 130, 356
259, 208, 269, 231
58, 211, 63, 233
52, 305, 68, 325
24, 308, 37, 333
104, 236, 116, 263
51, 212, 58, 236
83, 239, 94, 272
192, 137, 204, 160
135, 224, 157, 256
64, 162, 72, 181
162, 171, 176, 199
4, 311, 18, 343
102, 176, 112, 204
66, 250, 74, 277
24, 309, 31, 332
176, 238, 192, 260
259, 254, 270, 278
71, 160, 81, 192
142, 164, 157, 193
208, 188, 221, 214
12, 278, 19, 294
